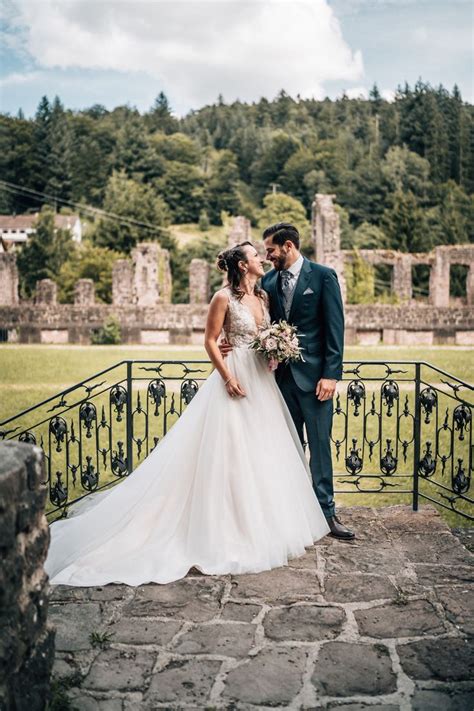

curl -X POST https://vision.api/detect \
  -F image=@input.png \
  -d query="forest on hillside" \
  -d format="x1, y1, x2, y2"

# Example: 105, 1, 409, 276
1, 82, 473, 302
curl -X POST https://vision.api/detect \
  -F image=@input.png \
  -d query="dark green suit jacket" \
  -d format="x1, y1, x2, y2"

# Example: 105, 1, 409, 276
261, 258, 344, 392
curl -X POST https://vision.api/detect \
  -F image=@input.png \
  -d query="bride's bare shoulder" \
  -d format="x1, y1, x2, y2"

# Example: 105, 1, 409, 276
212, 287, 230, 302
209, 287, 231, 310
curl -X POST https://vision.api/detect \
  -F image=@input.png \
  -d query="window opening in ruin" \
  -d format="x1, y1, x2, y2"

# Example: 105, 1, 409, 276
450, 264, 468, 301
412, 265, 430, 302
374, 264, 393, 300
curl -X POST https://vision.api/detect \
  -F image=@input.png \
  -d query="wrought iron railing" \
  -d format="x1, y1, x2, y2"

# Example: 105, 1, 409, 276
0, 360, 472, 522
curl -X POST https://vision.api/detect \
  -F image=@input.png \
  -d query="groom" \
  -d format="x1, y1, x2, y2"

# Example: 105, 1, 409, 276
261, 222, 354, 539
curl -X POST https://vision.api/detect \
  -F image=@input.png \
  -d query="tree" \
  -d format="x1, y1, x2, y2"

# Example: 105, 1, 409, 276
154, 162, 205, 223
382, 190, 429, 252
346, 251, 375, 304
45, 96, 73, 202
381, 145, 430, 199
250, 130, 300, 197
147, 92, 179, 134
30, 95, 52, 193
16, 206, 73, 296
114, 116, 151, 179
425, 180, 474, 245
207, 150, 241, 223
352, 222, 390, 250
58, 242, 125, 303
257, 192, 311, 253
93, 170, 172, 253
280, 148, 319, 207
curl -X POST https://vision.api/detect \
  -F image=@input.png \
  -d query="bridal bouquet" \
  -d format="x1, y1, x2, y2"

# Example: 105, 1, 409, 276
250, 320, 304, 371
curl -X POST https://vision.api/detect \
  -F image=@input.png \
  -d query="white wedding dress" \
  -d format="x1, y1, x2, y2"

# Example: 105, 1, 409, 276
45, 290, 329, 586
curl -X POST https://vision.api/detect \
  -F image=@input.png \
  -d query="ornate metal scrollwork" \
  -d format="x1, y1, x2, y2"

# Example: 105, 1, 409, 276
49, 416, 67, 452
81, 455, 98, 490
453, 404, 471, 441
347, 380, 365, 417
381, 381, 399, 417
420, 387, 437, 424
345, 438, 362, 475
50, 471, 67, 506
111, 441, 127, 477
419, 441, 436, 478
380, 439, 397, 476
148, 380, 166, 416
19, 431, 36, 444
181, 379, 199, 405
452, 458, 470, 495
80, 402, 97, 439
110, 385, 127, 421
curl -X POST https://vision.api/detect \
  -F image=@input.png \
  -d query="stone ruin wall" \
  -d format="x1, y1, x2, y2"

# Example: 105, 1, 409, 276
0, 210, 473, 346
0, 441, 55, 709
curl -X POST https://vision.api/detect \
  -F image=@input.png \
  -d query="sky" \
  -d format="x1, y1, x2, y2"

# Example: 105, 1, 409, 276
0, 0, 472, 118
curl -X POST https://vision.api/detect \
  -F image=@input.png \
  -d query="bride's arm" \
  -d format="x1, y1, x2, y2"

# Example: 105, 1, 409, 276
205, 291, 246, 397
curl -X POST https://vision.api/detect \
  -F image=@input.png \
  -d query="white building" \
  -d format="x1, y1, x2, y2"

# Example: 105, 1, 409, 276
0, 213, 82, 251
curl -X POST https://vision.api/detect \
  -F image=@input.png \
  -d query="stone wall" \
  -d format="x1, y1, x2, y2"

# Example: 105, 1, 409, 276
112, 242, 172, 307
189, 258, 210, 304
0, 441, 55, 710
0, 202, 473, 345
311, 195, 474, 309
0, 302, 473, 346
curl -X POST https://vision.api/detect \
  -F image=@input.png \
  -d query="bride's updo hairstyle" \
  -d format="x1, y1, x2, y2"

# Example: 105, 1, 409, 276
217, 241, 264, 300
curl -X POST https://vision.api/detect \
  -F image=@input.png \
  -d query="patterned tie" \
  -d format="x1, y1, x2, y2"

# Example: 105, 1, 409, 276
281, 270, 293, 318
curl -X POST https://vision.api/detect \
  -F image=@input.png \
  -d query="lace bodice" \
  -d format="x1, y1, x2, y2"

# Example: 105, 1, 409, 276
223, 289, 271, 348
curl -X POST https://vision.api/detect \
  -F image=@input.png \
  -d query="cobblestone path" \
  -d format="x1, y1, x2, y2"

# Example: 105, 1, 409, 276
49, 506, 474, 710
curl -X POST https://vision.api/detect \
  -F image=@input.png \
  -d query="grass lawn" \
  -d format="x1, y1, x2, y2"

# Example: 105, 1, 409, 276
1, 343, 472, 527
1, 343, 472, 422
169, 222, 260, 248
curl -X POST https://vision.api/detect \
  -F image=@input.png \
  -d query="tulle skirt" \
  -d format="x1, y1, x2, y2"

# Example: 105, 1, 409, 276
45, 348, 329, 585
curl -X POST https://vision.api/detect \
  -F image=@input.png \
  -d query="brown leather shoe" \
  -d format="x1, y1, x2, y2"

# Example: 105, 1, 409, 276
327, 515, 355, 540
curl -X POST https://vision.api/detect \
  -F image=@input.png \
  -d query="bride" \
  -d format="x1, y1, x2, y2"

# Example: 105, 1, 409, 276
45, 242, 330, 586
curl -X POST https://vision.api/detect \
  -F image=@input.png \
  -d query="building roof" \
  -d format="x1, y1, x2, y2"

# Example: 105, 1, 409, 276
0, 214, 81, 231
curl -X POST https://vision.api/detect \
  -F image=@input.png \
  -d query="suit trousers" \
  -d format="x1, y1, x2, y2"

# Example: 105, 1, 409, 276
278, 367, 336, 519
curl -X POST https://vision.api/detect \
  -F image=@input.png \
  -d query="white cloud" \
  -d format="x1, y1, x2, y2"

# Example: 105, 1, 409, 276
0, 70, 41, 87
381, 88, 395, 102
344, 86, 368, 99
7, 0, 364, 112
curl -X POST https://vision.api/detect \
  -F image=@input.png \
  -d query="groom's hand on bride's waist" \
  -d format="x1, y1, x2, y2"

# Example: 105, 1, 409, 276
316, 379, 337, 401
219, 339, 233, 358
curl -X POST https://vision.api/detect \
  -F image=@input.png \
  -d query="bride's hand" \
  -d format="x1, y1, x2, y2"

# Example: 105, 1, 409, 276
225, 377, 246, 398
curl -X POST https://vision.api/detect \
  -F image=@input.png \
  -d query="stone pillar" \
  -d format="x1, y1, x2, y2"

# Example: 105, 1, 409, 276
227, 216, 251, 247
0, 252, 19, 305
0, 442, 55, 710
465, 265, 474, 306
157, 246, 172, 304
35, 279, 57, 305
131, 242, 172, 306
112, 259, 133, 306
189, 258, 210, 304
392, 254, 412, 302
74, 278, 95, 306
429, 247, 450, 307
311, 193, 346, 303
312, 193, 341, 261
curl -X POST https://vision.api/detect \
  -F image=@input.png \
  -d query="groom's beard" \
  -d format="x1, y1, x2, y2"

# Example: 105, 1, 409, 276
272, 253, 287, 271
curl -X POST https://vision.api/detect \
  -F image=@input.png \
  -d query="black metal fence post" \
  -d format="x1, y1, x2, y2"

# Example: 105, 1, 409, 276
126, 361, 133, 475
413, 362, 421, 511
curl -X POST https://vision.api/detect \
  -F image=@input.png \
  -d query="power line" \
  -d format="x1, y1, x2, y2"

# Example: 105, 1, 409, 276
0, 179, 167, 235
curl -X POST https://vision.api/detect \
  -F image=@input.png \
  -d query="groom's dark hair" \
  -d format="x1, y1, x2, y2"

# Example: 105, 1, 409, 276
262, 222, 300, 249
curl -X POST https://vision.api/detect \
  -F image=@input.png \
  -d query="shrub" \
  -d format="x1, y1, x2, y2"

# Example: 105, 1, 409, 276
90, 316, 121, 345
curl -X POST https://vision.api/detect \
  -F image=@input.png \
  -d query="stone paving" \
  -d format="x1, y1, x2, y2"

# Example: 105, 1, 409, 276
49, 506, 474, 710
